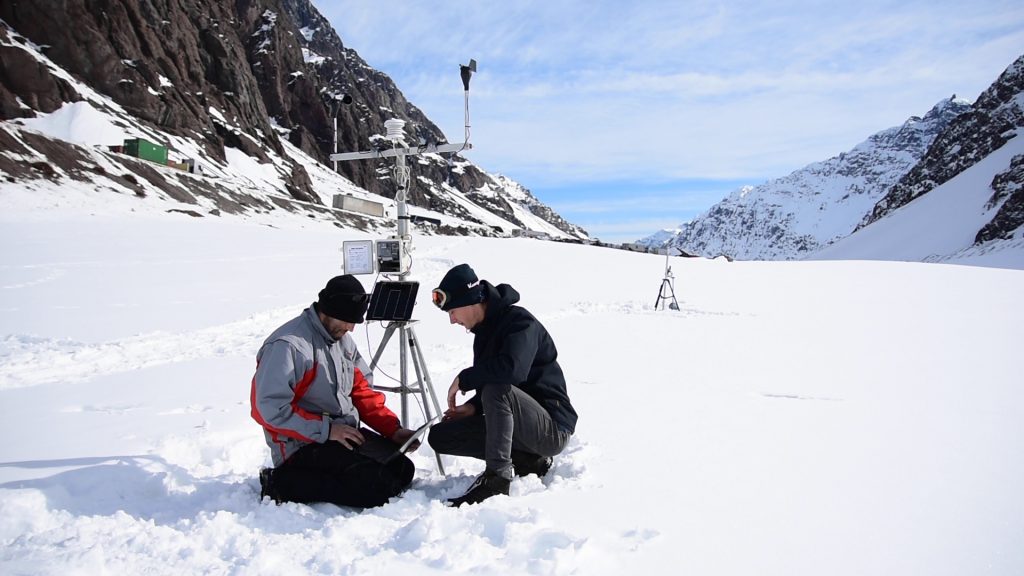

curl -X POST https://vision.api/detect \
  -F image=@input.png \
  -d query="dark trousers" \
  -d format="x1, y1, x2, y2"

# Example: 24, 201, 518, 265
428, 384, 570, 479
272, 430, 414, 509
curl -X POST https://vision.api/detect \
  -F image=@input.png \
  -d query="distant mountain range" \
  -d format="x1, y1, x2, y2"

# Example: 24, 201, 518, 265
0, 0, 588, 239
641, 55, 1024, 265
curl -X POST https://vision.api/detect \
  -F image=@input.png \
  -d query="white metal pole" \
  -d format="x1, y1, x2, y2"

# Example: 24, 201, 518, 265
399, 324, 410, 425
332, 116, 338, 172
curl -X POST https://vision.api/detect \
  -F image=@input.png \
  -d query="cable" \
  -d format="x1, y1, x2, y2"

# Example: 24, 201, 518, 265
359, 296, 430, 427
361, 271, 402, 386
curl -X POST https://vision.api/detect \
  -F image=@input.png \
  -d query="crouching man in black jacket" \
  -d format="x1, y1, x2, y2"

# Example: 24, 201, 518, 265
428, 263, 578, 507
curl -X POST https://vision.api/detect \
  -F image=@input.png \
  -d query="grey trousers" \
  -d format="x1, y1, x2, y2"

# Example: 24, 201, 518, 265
428, 384, 570, 480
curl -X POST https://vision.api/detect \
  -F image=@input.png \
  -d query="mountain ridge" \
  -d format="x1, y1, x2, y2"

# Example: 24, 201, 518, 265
865, 55, 1024, 241
639, 97, 971, 259
640, 54, 1024, 264
0, 0, 587, 239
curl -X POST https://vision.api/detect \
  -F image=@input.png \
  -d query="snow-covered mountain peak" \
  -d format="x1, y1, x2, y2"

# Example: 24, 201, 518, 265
638, 96, 973, 260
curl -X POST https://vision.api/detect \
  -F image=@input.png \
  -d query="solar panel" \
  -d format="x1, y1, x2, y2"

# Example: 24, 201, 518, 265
366, 281, 419, 321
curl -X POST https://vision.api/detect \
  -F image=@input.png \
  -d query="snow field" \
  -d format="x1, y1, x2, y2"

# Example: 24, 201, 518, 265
1, 211, 1022, 575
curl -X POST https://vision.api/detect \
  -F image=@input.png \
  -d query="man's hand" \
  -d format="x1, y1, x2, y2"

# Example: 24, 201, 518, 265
445, 376, 476, 421
443, 401, 476, 422
390, 428, 420, 452
328, 423, 365, 450
447, 376, 462, 410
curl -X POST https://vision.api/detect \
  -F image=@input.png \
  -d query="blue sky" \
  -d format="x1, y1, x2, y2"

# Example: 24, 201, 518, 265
313, 1, 1024, 243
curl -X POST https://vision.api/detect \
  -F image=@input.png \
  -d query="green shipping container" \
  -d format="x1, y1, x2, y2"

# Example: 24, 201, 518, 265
123, 138, 168, 165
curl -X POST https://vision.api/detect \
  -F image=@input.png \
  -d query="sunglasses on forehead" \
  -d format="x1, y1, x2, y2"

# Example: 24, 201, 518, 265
431, 288, 448, 309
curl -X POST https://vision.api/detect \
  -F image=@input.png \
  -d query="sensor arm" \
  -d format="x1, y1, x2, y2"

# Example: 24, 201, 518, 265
330, 142, 472, 162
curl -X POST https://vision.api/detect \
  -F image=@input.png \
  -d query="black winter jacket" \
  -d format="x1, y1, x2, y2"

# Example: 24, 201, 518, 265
457, 281, 578, 434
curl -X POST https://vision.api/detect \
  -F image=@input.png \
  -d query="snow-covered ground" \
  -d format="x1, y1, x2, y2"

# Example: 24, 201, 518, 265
1, 208, 1022, 575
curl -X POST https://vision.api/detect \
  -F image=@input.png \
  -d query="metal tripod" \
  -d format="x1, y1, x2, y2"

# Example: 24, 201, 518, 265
655, 274, 680, 311
330, 60, 478, 477
367, 320, 445, 475
655, 247, 680, 311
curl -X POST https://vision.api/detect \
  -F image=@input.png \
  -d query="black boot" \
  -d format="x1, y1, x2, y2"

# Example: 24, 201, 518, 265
511, 450, 553, 478
447, 470, 511, 507
259, 467, 282, 504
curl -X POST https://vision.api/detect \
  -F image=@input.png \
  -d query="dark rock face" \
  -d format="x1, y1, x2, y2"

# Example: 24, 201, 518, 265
267, 0, 502, 210
0, 0, 585, 237
0, 27, 80, 118
976, 154, 1024, 242
0, 0, 309, 195
865, 55, 1024, 230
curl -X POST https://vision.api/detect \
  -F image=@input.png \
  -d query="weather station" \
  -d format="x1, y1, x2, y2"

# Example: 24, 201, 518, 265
331, 59, 479, 475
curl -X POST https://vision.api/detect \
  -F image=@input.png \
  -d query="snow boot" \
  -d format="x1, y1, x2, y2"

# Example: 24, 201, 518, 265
447, 470, 511, 507
259, 467, 282, 504
511, 450, 552, 478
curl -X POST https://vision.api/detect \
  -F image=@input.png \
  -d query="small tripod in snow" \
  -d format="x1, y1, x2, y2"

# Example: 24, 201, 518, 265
654, 247, 680, 311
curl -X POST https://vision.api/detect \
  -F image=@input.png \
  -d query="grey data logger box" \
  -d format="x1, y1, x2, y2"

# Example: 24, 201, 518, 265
376, 239, 403, 273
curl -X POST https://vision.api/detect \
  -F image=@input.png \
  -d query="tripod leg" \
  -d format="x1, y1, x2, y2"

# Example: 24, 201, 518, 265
407, 326, 444, 420
407, 326, 446, 476
655, 279, 670, 310
369, 323, 399, 373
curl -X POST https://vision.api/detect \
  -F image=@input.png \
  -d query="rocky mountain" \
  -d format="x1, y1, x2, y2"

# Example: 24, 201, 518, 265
0, 0, 587, 239
640, 97, 973, 259
865, 55, 1024, 245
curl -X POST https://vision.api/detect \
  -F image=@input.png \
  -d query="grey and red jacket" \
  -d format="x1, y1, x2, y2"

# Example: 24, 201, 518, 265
250, 304, 400, 466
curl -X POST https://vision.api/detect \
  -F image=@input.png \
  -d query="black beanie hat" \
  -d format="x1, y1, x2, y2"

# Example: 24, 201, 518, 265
317, 275, 369, 323
434, 263, 486, 312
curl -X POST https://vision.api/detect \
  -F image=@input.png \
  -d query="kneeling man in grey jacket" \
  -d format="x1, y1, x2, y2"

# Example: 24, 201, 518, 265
251, 275, 420, 508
